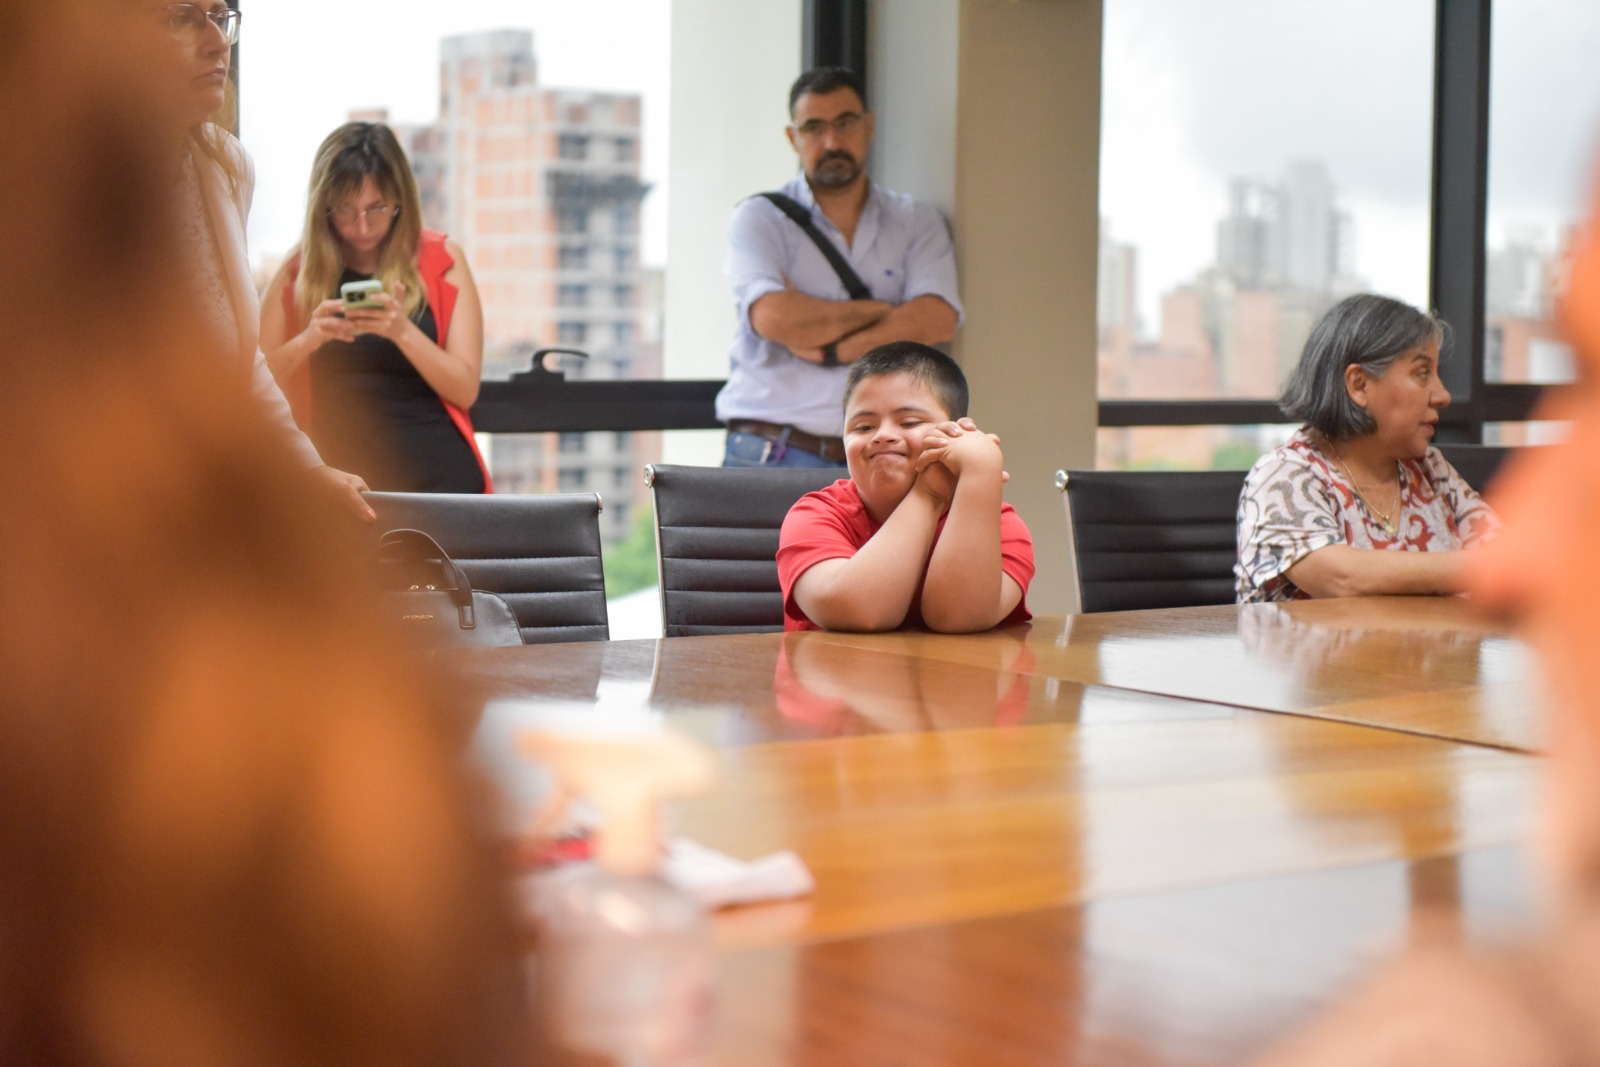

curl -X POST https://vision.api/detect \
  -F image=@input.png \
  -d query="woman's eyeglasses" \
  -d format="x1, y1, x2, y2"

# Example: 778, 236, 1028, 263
329, 203, 399, 225
164, 4, 242, 46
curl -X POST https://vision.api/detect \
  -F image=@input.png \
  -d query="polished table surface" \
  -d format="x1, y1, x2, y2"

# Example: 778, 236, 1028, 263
459, 597, 1546, 1065
811, 597, 1541, 752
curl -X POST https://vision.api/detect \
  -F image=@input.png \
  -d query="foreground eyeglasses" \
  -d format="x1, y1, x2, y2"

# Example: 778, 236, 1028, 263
165, 4, 242, 46
329, 203, 399, 225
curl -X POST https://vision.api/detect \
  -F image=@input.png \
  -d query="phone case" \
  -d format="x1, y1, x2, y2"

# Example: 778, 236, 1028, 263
340, 279, 384, 309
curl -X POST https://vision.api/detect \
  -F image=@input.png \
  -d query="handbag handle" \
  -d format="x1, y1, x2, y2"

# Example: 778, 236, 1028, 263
377, 528, 479, 631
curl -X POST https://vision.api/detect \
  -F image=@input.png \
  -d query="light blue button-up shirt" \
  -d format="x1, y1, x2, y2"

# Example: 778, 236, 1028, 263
714, 175, 963, 437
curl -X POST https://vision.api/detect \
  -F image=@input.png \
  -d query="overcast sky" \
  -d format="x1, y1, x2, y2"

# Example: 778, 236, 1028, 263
1101, 0, 1600, 332
237, 0, 671, 268
236, 1, 1600, 334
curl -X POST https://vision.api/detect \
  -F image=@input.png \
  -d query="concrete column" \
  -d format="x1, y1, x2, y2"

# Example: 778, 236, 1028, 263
952, 0, 1103, 615
663, 0, 801, 465
868, 0, 960, 214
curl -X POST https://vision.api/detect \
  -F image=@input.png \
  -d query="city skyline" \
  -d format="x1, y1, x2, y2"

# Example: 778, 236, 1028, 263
386, 29, 661, 540
238, 0, 669, 273
1097, 150, 1571, 468
1101, 156, 1565, 385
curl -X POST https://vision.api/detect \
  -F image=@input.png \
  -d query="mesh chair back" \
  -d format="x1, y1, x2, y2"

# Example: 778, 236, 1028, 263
1057, 469, 1245, 614
645, 464, 843, 637
365, 492, 609, 644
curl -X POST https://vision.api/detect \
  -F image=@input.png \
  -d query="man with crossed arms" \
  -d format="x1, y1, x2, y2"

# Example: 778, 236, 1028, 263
716, 66, 963, 468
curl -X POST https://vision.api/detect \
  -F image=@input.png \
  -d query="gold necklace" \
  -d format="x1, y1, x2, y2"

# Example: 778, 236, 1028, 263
1326, 438, 1402, 536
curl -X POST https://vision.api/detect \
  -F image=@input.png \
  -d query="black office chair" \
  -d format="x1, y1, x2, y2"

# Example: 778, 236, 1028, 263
1434, 443, 1515, 494
644, 463, 843, 637
1056, 468, 1246, 614
365, 492, 610, 644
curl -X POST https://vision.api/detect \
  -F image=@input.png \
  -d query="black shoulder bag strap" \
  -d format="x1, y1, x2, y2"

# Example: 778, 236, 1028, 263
754, 192, 873, 301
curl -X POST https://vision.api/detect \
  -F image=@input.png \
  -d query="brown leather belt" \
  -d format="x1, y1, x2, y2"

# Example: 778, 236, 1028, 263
726, 419, 847, 464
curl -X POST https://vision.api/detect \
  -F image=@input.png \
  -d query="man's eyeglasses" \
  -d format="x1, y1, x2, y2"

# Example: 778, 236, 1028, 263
329, 202, 399, 225
164, 4, 242, 45
792, 113, 864, 140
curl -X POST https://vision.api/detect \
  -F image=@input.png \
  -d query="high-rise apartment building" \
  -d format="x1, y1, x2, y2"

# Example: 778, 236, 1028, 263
1098, 160, 1364, 467
1215, 179, 1277, 290
1276, 160, 1345, 294
1485, 223, 1568, 389
1214, 162, 1352, 296
1097, 217, 1140, 340
394, 30, 659, 542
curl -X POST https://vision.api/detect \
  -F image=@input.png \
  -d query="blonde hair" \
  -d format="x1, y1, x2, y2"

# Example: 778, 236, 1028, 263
187, 75, 244, 193
294, 122, 426, 327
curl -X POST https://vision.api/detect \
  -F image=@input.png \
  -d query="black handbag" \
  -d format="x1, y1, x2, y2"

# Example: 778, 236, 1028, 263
377, 528, 524, 648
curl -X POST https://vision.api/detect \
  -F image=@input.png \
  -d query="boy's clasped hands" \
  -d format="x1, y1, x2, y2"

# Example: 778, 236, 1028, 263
911, 415, 1007, 508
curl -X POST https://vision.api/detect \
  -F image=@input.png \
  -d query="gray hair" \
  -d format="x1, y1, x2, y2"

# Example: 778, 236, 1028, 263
1280, 293, 1448, 440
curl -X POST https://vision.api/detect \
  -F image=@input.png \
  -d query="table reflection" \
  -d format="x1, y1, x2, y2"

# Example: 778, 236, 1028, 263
1029, 600, 1538, 749
775, 627, 1036, 734
1237, 599, 1487, 699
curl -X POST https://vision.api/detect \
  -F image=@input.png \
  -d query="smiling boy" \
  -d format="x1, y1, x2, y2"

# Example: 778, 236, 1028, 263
776, 342, 1034, 632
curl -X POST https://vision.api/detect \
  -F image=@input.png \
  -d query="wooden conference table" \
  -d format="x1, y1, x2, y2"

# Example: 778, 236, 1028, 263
458, 597, 1544, 1066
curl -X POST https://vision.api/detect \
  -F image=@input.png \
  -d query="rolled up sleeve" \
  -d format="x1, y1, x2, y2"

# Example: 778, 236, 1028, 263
900, 203, 963, 325
726, 199, 789, 331
1236, 453, 1343, 602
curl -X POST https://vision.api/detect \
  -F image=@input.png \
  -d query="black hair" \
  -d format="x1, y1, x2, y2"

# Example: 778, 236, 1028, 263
844, 341, 969, 420
788, 67, 867, 117
1280, 293, 1449, 440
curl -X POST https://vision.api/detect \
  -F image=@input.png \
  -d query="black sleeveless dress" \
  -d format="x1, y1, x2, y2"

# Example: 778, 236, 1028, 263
308, 268, 485, 493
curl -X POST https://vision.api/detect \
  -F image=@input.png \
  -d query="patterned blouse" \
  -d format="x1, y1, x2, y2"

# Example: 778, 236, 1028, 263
1235, 430, 1500, 603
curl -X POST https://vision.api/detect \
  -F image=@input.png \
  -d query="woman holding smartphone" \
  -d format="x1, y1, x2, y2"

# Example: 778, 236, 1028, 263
260, 123, 490, 493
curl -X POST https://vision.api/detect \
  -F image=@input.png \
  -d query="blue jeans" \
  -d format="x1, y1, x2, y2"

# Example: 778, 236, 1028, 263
723, 431, 846, 469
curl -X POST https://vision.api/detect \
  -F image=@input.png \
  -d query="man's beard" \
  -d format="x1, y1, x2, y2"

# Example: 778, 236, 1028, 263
811, 151, 861, 190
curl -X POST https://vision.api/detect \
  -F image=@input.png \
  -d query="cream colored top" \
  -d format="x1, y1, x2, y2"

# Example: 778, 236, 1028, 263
176, 127, 321, 467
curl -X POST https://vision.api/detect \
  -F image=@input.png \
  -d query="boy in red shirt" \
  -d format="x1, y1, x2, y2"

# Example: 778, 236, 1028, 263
776, 341, 1033, 631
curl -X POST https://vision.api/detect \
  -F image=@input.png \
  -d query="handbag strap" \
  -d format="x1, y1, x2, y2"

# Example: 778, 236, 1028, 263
754, 192, 873, 301
377, 528, 479, 631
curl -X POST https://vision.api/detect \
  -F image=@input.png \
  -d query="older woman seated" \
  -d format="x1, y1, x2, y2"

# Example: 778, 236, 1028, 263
1235, 293, 1499, 603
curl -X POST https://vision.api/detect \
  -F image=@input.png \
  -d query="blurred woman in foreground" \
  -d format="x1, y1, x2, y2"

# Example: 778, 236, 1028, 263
161, 0, 373, 517
1235, 293, 1498, 603
0, 3, 524, 1062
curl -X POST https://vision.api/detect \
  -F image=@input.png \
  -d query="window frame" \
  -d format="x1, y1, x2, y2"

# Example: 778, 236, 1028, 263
1099, 0, 1541, 443
234, 0, 1541, 442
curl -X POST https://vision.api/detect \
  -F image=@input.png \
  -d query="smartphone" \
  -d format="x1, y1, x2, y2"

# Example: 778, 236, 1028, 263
340, 278, 385, 310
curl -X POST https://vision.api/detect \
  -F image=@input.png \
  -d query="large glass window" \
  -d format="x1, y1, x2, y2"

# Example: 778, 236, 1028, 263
239, 1, 670, 571
1096, 424, 1297, 473
1098, 0, 1435, 468
1484, 0, 1600, 386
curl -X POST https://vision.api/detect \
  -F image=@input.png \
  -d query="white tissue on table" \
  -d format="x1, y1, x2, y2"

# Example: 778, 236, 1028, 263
660, 838, 815, 909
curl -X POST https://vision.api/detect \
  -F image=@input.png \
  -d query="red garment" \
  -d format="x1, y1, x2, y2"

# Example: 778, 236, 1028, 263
776, 478, 1034, 632
772, 639, 1036, 731
277, 230, 491, 491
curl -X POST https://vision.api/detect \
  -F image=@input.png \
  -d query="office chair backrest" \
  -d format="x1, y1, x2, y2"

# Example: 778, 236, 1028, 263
365, 492, 609, 644
1434, 443, 1515, 495
645, 464, 844, 637
1056, 468, 1246, 614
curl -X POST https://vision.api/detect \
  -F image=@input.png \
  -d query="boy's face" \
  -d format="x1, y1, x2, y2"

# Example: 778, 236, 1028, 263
843, 372, 952, 521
